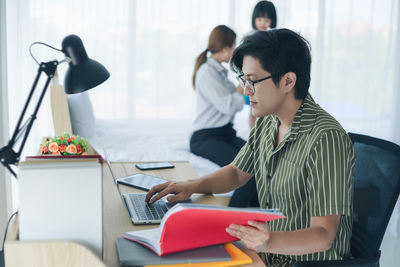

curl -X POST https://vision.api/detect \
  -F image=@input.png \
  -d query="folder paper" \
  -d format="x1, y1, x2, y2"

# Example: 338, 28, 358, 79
123, 203, 284, 255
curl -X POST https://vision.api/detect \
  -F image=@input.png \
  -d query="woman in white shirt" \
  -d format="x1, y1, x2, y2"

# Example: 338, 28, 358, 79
190, 25, 259, 207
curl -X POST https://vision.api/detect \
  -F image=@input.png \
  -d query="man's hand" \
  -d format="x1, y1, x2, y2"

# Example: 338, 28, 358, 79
145, 181, 195, 204
226, 220, 271, 253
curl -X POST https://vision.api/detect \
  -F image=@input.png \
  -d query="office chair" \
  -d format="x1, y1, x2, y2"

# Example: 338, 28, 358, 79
292, 132, 400, 267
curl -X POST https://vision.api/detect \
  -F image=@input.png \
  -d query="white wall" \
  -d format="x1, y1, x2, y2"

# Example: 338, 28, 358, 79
0, 0, 12, 251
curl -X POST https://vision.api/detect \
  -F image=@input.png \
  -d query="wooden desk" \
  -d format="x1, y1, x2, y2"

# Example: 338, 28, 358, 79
5, 161, 265, 267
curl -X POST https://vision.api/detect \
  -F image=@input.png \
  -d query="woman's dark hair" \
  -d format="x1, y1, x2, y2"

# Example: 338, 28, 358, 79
251, 1, 277, 30
230, 29, 311, 100
192, 25, 236, 88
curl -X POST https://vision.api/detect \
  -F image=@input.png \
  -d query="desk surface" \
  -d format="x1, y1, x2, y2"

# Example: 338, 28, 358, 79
102, 161, 265, 267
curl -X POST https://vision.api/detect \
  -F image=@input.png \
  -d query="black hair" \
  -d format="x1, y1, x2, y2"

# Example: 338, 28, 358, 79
252, 1, 277, 30
230, 29, 311, 100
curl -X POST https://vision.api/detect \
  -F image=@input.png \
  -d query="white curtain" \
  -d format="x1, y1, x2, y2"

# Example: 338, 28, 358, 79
5, 0, 400, 154
1, 0, 12, 249
4, 0, 400, 234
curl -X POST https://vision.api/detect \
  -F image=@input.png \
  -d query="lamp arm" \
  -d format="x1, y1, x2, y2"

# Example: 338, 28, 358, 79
0, 60, 58, 178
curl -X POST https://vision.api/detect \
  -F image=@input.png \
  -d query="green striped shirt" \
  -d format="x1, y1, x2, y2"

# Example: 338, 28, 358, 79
233, 94, 355, 266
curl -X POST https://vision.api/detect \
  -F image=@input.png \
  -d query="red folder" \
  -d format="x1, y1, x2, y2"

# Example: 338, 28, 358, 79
123, 204, 284, 256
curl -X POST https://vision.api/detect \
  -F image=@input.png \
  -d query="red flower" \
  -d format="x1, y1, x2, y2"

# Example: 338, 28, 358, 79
76, 144, 82, 154
67, 138, 71, 143
59, 144, 66, 153
41, 145, 48, 153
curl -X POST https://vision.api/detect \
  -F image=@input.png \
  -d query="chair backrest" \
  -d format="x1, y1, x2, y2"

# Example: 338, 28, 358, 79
348, 132, 400, 258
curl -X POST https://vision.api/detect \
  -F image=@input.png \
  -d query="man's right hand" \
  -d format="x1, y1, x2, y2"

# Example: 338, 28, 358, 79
145, 181, 195, 204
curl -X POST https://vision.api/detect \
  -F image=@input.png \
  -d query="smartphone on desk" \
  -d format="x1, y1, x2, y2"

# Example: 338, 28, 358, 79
116, 173, 169, 191
135, 162, 175, 171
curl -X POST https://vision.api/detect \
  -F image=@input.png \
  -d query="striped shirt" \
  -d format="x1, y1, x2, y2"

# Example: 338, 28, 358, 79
233, 94, 355, 267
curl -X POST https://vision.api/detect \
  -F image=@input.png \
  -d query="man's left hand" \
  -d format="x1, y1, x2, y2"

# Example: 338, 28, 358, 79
226, 220, 271, 253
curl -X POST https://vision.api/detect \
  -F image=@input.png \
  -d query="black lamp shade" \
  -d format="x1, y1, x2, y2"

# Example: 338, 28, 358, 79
62, 34, 110, 94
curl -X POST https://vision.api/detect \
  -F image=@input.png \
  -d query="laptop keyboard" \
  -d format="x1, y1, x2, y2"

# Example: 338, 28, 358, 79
128, 193, 169, 221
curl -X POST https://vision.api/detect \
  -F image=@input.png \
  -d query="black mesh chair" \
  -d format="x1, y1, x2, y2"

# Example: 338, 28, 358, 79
292, 132, 400, 267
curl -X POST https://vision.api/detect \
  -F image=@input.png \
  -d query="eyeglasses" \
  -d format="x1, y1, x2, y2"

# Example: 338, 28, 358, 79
236, 73, 280, 94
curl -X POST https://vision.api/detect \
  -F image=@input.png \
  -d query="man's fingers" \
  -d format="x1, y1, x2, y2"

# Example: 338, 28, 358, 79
227, 224, 256, 238
248, 220, 269, 231
148, 188, 171, 204
230, 224, 259, 235
226, 227, 246, 240
145, 182, 170, 204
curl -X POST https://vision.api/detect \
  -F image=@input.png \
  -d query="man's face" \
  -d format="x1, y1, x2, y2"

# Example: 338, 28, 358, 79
242, 55, 286, 117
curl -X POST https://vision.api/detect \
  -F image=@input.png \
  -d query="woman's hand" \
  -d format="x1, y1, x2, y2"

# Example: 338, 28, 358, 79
226, 220, 271, 253
236, 84, 244, 95
145, 181, 195, 204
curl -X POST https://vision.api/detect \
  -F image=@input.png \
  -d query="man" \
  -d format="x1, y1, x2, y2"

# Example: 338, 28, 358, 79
146, 29, 355, 266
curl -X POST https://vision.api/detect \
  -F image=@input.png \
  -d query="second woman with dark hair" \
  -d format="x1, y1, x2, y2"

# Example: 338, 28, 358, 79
190, 25, 259, 208
251, 0, 277, 31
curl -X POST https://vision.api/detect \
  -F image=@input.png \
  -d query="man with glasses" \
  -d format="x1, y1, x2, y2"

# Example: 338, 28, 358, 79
146, 29, 355, 266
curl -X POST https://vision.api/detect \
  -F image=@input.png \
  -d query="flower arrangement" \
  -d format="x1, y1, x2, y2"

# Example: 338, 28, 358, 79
40, 133, 89, 155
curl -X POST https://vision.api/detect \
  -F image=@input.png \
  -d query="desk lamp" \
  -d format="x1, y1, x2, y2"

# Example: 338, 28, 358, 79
0, 34, 110, 177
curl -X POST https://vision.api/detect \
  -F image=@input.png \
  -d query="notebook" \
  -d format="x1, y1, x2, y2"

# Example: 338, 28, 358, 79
106, 159, 170, 224
116, 238, 232, 267
122, 193, 170, 224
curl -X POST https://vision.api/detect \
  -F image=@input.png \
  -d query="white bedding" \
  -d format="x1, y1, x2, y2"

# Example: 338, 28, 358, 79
88, 106, 252, 177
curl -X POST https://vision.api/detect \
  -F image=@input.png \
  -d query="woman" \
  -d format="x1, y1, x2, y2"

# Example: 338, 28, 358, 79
190, 25, 259, 207
251, 0, 277, 32
246, 1, 278, 129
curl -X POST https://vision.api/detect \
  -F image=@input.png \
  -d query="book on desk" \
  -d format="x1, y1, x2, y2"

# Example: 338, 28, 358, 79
116, 238, 252, 267
122, 203, 284, 256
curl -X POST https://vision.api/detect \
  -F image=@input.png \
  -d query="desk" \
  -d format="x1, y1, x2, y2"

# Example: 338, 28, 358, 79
5, 161, 265, 267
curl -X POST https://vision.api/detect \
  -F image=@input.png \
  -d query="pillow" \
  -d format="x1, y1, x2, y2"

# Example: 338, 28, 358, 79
67, 91, 96, 138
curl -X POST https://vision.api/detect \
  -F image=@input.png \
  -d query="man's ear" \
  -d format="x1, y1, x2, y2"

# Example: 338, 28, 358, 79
281, 72, 296, 93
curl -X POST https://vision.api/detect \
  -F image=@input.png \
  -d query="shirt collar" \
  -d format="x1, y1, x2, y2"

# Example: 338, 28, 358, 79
207, 57, 227, 74
287, 93, 317, 142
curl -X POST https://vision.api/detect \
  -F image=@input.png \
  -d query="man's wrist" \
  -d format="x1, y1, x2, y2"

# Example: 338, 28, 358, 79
187, 178, 209, 194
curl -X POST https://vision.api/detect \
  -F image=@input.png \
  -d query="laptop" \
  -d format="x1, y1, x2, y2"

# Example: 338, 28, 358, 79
105, 159, 170, 224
